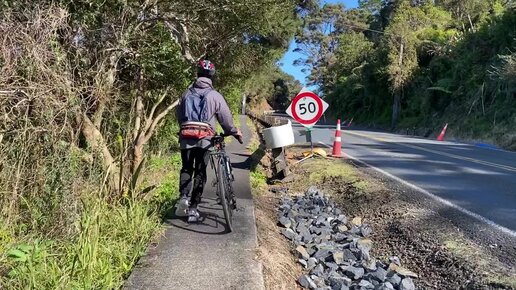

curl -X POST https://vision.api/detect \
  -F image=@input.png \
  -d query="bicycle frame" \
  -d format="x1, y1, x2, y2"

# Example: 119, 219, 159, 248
209, 136, 234, 182
209, 135, 237, 232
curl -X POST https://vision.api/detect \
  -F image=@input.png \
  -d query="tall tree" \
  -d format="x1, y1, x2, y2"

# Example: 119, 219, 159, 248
294, 3, 368, 93
436, 0, 498, 32
383, 0, 428, 127
0, 0, 303, 196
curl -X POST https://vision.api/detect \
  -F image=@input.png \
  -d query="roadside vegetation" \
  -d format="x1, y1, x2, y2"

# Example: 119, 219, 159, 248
295, 0, 516, 149
0, 1, 312, 288
247, 118, 268, 193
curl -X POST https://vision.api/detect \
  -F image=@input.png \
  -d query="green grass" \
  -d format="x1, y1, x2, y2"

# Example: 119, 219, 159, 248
486, 274, 516, 289
1, 198, 161, 289
246, 117, 268, 193
306, 159, 359, 184
246, 116, 253, 128
142, 153, 181, 216
0, 153, 182, 290
247, 138, 260, 154
443, 239, 516, 288
250, 166, 268, 191
234, 114, 241, 128
285, 157, 374, 197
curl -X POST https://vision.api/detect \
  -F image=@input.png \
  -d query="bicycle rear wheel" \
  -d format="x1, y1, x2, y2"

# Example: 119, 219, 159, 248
217, 159, 233, 232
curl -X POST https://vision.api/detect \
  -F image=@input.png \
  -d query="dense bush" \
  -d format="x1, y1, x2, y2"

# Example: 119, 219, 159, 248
295, 0, 515, 148
0, 0, 307, 288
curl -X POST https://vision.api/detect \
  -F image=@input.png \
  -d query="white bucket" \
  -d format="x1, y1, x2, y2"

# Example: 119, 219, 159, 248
262, 120, 295, 149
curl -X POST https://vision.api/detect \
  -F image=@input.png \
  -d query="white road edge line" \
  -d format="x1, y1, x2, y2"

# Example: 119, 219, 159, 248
318, 141, 516, 238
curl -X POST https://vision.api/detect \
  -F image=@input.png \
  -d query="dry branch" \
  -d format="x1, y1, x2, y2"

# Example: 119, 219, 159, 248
163, 18, 197, 63
143, 98, 179, 143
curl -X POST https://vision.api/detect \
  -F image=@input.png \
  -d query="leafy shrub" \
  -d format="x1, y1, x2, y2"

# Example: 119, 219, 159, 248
1, 198, 161, 289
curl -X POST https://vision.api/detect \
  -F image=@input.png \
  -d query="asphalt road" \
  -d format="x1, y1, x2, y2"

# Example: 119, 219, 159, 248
287, 119, 516, 235
125, 116, 264, 290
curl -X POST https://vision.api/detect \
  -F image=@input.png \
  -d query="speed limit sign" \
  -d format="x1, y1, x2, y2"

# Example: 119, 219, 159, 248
286, 90, 329, 128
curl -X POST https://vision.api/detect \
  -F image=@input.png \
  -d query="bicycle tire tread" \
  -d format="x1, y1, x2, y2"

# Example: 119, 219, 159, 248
218, 160, 233, 232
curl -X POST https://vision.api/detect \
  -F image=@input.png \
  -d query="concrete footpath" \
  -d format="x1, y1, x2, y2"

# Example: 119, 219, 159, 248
124, 115, 264, 290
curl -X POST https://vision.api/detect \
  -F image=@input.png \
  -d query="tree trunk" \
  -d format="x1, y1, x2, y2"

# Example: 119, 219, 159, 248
391, 40, 404, 130
93, 100, 105, 128
467, 14, 475, 32
79, 112, 120, 193
398, 42, 404, 68
128, 98, 180, 185
391, 90, 402, 130
129, 70, 146, 185
130, 135, 145, 178
133, 94, 144, 143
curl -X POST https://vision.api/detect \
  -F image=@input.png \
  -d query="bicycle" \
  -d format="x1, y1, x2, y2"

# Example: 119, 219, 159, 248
209, 133, 242, 232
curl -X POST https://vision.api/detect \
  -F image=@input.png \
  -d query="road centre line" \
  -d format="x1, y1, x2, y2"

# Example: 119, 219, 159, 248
317, 141, 516, 238
344, 131, 516, 173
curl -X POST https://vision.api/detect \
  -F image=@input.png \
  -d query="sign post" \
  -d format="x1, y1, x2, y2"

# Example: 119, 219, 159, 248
286, 89, 328, 159
305, 127, 313, 153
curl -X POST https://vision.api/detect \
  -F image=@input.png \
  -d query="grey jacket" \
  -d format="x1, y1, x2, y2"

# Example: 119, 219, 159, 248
176, 77, 238, 149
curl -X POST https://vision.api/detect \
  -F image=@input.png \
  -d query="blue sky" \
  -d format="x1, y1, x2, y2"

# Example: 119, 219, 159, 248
279, 0, 358, 87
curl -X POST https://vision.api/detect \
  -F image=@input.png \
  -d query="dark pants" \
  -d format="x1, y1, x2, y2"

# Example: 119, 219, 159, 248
179, 148, 210, 208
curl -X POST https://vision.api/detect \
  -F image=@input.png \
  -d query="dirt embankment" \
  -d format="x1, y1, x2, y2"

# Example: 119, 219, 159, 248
249, 129, 516, 290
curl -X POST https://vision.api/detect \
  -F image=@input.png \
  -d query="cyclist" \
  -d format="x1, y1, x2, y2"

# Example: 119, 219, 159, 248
175, 59, 243, 223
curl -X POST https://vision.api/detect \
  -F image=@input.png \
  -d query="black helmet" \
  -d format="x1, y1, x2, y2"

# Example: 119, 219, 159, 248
197, 59, 216, 78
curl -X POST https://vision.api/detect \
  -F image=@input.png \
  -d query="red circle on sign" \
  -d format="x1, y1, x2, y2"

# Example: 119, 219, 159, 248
291, 92, 324, 125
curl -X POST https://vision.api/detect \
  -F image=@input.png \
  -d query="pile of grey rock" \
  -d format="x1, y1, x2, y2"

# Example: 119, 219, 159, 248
279, 187, 417, 290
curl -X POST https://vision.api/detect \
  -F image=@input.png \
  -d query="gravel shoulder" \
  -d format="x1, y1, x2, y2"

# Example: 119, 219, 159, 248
250, 128, 516, 290
282, 147, 516, 289
248, 119, 303, 290
254, 191, 304, 290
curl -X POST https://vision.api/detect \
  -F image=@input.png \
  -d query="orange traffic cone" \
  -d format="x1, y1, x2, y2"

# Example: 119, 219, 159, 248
437, 123, 448, 141
331, 119, 343, 157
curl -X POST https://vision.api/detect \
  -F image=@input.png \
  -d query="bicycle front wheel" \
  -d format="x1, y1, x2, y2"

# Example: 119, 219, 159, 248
217, 159, 233, 232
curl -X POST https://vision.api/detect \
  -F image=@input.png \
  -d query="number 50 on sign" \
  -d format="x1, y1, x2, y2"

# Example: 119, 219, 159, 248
286, 90, 329, 128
